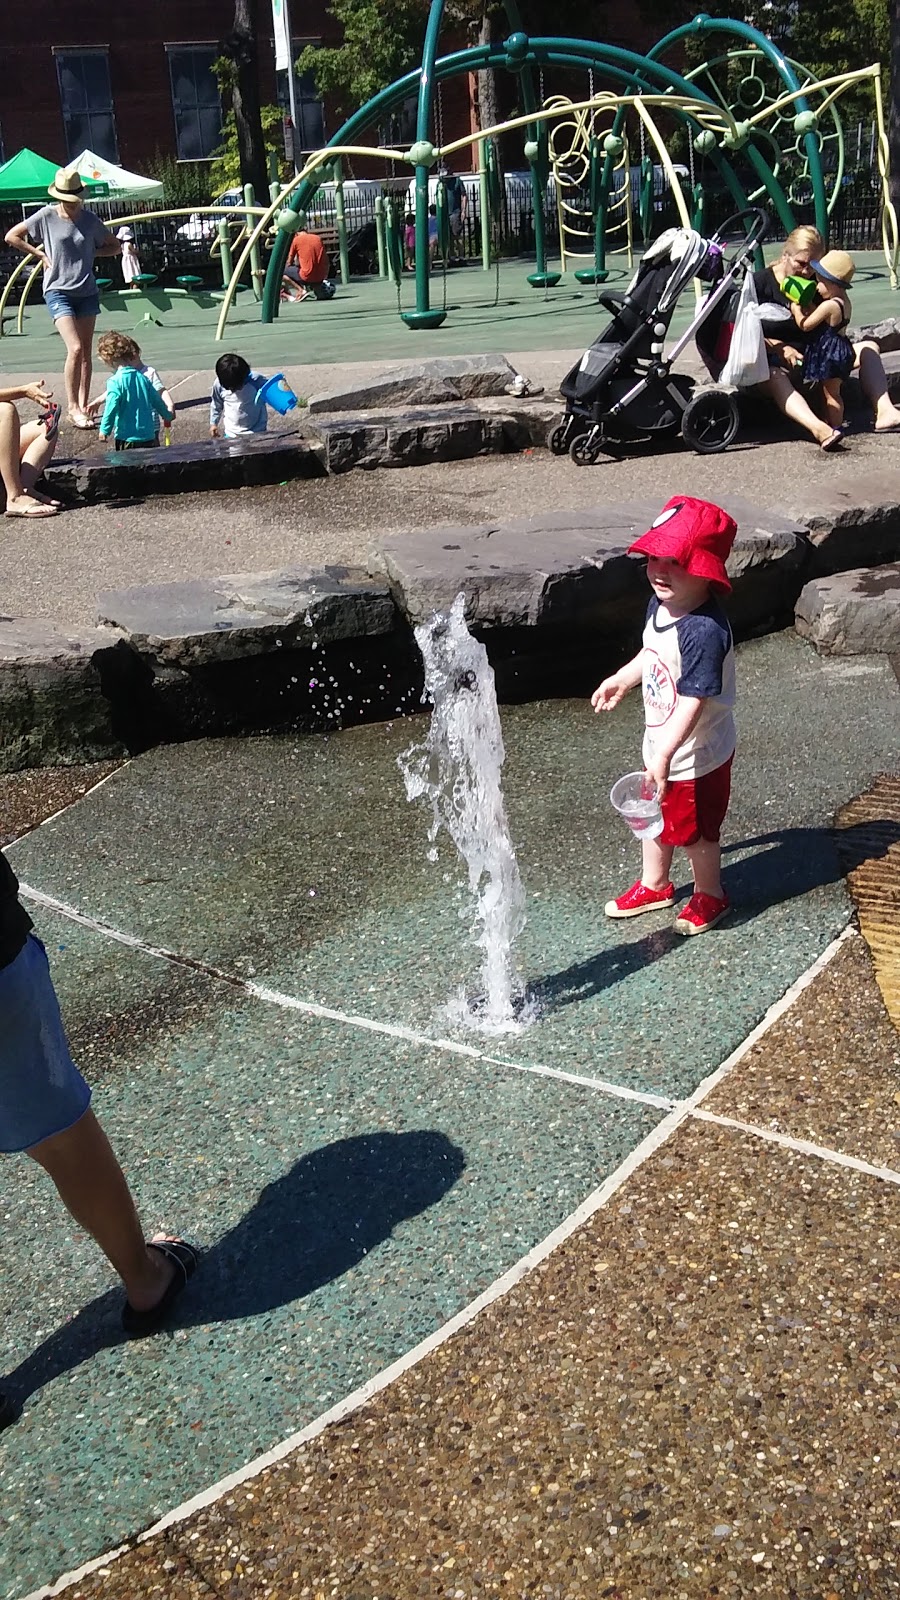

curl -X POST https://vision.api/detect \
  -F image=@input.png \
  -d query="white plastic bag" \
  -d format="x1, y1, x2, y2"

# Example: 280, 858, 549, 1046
719, 270, 770, 388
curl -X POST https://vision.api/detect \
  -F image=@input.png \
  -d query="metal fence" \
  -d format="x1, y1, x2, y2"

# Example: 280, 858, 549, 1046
0, 167, 892, 299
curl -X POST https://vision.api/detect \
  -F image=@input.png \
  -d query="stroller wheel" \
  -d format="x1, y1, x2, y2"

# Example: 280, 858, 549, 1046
681, 388, 740, 455
569, 433, 603, 467
548, 419, 572, 456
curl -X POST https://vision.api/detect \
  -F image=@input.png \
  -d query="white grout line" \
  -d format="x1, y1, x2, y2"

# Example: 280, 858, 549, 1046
17, 884, 676, 1113
20, 925, 863, 1600
694, 1107, 900, 1186
5, 763, 129, 848
677, 921, 857, 1112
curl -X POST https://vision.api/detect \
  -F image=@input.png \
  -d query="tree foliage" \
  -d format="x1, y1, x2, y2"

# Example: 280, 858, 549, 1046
296, 2, 618, 124
209, 105, 289, 195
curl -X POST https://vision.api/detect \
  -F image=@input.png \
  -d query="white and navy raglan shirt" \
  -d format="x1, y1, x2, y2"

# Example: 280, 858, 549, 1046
641, 596, 736, 781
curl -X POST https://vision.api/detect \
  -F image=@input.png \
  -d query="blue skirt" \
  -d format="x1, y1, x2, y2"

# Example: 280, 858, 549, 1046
0, 934, 91, 1152
803, 329, 855, 383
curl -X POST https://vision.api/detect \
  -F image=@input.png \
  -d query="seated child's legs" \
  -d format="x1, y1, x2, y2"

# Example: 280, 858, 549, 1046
822, 377, 844, 430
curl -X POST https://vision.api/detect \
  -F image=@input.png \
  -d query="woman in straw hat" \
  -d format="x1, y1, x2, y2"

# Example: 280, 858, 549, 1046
753, 225, 900, 443
5, 168, 120, 430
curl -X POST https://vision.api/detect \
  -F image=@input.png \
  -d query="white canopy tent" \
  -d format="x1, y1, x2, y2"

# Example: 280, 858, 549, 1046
62, 150, 164, 203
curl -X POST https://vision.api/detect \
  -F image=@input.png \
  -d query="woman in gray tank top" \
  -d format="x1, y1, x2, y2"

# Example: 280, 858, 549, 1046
5, 169, 120, 430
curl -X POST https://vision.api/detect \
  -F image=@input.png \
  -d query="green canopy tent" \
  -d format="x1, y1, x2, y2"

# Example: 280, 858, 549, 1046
0, 147, 109, 206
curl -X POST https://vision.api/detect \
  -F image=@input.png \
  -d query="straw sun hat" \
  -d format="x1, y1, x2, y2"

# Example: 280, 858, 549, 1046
811, 249, 855, 287
47, 169, 86, 202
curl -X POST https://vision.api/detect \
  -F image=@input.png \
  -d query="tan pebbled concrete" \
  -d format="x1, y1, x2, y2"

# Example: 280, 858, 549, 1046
706, 932, 900, 1172
63, 1116, 900, 1600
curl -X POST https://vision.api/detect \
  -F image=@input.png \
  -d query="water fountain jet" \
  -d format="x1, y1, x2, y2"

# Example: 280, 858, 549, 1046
398, 593, 532, 1034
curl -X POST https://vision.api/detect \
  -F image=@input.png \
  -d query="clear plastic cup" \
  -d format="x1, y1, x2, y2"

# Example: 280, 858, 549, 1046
609, 771, 664, 839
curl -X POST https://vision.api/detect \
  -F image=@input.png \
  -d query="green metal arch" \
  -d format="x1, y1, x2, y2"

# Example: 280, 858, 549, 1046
261, 30, 766, 324
648, 15, 827, 235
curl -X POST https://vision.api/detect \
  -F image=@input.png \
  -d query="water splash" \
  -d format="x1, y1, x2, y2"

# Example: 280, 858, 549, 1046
398, 593, 531, 1034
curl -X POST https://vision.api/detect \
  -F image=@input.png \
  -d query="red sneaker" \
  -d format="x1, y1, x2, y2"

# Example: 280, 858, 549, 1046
604, 879, 675, 919
674, 891, 730, 936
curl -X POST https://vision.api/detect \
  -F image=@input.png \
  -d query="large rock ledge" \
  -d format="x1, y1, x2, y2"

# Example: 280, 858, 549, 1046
374, 497, 807, 638
795, 564, 900, 654
4, 483, 900, 769
44, 432, 325, 504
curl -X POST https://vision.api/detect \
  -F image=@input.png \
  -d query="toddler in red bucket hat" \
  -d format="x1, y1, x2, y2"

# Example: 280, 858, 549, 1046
591, 496, 737, 936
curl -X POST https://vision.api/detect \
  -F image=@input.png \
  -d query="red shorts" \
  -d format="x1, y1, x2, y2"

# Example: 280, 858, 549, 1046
659, 755, 733, 847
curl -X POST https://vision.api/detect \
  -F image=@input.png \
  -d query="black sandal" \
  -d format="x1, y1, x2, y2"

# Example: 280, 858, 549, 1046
121, 1239, 199, 1336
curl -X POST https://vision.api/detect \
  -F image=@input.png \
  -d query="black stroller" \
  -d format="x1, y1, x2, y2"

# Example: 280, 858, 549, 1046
549, 207, 769, 466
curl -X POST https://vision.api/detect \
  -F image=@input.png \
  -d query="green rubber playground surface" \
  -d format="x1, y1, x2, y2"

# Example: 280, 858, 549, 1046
2, 250, 898, 376
1, 630, 898, 1599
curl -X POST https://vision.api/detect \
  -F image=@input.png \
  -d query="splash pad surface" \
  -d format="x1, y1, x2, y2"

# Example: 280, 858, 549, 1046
1, 630, 898, 1598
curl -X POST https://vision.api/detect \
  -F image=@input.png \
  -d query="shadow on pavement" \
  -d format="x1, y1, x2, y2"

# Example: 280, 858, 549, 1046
530, 818, 900, 1014
2, 1129, 465, 1423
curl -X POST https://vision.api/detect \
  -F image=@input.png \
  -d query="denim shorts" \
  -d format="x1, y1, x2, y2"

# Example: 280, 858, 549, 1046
44, 289, 100, 322
0, 934, 91, 1153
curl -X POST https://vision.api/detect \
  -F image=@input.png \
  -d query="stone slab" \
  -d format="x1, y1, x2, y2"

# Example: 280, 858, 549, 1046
0, 618, 124, 769
785, 470, 900, 573
97, 565, 399, 666
306, 353, 520, 414
304, 404, 530, 473
43, 432, 325, 504
374, 496, 809, 633
794, 562, 900, 653
849, 315, 900, 354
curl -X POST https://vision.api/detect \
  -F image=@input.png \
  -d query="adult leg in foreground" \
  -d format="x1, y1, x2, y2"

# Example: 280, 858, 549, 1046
0, 401, 58, 516
19, 417, 60, 504
758, 369, 842, 450
27, 1109, 185, 1315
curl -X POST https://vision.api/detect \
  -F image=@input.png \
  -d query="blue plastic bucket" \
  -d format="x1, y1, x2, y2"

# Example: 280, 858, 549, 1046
258, 373, 298, 414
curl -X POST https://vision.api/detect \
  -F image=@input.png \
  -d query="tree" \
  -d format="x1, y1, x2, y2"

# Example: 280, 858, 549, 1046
297, 2, 617, 132
295, 0, 427, 122
216, 0, 270, 200
210, 106, 289, 195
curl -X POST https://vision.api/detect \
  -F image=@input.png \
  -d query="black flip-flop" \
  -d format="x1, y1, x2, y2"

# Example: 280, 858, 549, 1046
121, 1239, 199, 1336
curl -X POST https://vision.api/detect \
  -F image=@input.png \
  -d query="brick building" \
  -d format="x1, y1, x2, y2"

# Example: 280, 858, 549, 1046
0, 4, 687, 179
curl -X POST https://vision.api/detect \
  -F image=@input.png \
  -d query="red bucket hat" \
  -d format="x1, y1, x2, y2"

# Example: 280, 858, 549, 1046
627, 496, 737, 593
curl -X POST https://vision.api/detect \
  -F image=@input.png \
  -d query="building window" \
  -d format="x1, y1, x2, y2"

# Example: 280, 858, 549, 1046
55, 49, 118, 162
166, 45, 223, 161
277, 41, 325, 152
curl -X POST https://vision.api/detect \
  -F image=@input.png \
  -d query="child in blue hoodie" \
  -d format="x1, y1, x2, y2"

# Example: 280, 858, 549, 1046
97, 330, 174, 449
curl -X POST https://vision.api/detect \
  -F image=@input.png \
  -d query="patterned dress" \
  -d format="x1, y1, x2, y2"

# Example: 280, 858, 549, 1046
802, 312, 855, 383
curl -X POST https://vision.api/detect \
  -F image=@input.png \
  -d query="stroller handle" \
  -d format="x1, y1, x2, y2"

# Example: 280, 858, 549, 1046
710, 207, 769, 253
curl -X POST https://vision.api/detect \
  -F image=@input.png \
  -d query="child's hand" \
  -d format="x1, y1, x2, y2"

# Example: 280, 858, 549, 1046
85, 398, 102, 417
209, 425, 220, 438
98, 432, 108, 442
644, 754, 671, 800
591, 676, 627, 712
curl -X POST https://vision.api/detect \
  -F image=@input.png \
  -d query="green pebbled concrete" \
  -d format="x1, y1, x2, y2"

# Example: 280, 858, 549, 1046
10, 633, 900, 1102
0, 909, 662, 1600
